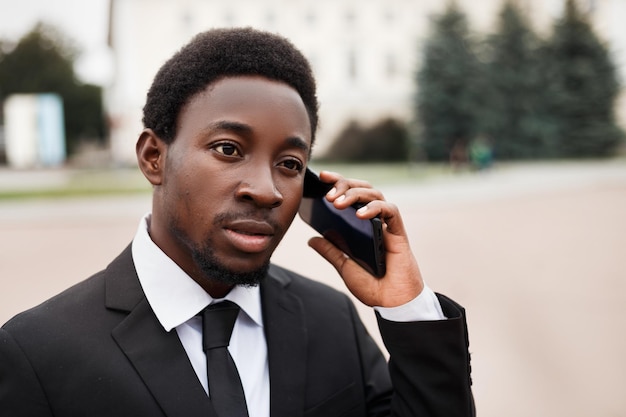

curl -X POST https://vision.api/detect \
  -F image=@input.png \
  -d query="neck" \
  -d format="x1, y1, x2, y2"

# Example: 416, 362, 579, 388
195, 277, 235, 299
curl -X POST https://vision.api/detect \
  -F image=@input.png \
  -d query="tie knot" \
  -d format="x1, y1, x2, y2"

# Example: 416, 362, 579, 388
202, 301, 240, 351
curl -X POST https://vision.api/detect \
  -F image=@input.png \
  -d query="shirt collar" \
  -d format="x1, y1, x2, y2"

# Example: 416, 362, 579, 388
131, 213, 263, 332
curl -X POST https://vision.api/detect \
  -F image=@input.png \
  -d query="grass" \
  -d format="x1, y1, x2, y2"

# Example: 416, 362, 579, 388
0, 187, 149, 200
4, 158, 622, 201
0, 168, 151, 201
308, 161, 454, 185
0, 162, 452, 201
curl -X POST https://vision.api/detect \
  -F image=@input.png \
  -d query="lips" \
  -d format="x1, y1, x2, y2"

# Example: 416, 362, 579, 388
223, 219, 276, 253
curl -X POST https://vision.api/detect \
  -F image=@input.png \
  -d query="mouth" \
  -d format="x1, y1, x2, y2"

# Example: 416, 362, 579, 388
223, 219, 276, 253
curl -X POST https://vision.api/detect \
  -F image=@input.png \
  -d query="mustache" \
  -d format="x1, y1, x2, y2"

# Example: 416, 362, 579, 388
212, 210, 282, 231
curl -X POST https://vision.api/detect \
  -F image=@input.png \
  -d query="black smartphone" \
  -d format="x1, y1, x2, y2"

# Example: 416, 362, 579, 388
298, 168, 386, 278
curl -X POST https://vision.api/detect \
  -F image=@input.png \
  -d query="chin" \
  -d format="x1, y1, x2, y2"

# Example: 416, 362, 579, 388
193, 250, 270, 287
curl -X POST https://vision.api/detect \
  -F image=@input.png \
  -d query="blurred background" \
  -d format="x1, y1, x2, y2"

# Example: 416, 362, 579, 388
1, 0, 625, 416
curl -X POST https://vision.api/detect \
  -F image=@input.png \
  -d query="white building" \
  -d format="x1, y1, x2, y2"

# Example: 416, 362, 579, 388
105, 0, 626, 164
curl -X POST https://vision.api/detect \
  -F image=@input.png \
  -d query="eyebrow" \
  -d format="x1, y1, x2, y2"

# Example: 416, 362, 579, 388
206, 120, 310, 154
209, 120, 252, 134
285, 136, 310, 154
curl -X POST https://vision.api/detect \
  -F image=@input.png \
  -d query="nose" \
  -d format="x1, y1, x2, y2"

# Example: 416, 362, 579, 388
235, 167, 283, 208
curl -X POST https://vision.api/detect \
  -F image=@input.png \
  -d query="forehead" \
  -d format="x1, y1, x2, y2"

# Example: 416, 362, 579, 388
177, 76, 312, 147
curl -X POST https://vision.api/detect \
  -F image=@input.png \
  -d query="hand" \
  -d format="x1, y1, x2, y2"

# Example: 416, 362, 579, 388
307, 171, 424, 307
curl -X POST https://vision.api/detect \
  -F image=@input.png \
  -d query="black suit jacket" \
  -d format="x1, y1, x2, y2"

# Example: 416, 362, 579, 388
0, 246, 474, 416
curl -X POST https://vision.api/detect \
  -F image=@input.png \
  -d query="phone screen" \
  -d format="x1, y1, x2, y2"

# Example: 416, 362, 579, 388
298, 168, 386, 277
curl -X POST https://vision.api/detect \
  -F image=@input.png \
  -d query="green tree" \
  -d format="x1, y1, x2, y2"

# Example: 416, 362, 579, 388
414, 2, 482, 161
0, 23, 106, 155
541, 0, 623, 157
482, 1, 550, 159
323, 118, 409, 163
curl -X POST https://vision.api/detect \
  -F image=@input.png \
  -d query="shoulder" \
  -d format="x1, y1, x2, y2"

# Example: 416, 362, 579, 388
266, 263, 351, 303
2, 245, 136, 335
2, 269, 107, 334
264, 263, 360, 326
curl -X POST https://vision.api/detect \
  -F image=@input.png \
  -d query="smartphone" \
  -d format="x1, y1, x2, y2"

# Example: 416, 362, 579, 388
298, 168, 386, 278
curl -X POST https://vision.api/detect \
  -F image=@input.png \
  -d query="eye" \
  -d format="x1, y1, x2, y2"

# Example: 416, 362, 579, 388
279, 158, 304, 173
212, 142, 241, 157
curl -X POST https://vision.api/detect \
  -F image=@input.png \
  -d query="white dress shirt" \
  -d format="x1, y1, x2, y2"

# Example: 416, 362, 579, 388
131, 213, 445, 417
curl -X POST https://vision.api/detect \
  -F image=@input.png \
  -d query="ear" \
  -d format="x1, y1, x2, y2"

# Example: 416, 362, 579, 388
136, 129, 166, 186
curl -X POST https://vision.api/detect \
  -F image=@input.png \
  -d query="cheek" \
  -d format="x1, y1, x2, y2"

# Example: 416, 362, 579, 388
164, 175, 218, 232
279, 182, 304, 220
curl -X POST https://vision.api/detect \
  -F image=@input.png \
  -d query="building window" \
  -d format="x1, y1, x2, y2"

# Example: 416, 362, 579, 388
181, 10, 193, 27
587, 0, 596, 13
305, 10, 317, 27
345, 9, 356, 26
383, 8, 395, 24
223, 10, 235, 26
348, 48, 357, 81
386, 52, 397, 79
265, 10, 276, 27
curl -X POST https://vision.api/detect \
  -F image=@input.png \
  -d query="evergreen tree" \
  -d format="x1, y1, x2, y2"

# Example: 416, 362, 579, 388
482, 1, 548, 159
0, 23, 106, 155
541, 0, 623, 157
414, 2, 481, 161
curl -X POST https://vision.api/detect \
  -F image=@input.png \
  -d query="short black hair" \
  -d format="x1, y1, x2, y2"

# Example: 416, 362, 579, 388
142, 27, 319, 144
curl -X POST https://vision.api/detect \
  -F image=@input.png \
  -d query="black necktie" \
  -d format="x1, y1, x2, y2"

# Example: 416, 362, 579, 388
202, 301, 249, 417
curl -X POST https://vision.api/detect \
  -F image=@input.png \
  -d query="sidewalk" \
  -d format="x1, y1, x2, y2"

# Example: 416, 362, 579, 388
0, 167, 150, 201
1, 160, 626, 417
0, 167, 70, 191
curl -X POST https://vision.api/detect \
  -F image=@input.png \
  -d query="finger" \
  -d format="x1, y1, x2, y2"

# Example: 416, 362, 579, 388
308, 236, 380, 305
307, 236, 351, 276
356, 201, 407, 237
321, 172, 374, 197
330, 188, 386, 209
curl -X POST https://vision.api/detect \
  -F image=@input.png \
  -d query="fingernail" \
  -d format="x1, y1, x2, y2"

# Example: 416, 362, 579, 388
327, 187, 337, 197
336, 194, 345, 203
357, 205, 368, 213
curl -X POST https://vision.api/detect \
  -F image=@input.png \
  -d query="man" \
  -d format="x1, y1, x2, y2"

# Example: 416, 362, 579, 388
0, 28, 474, 416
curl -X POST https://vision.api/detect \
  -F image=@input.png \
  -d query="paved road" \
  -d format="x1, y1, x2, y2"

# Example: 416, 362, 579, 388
1, 161, 625, 417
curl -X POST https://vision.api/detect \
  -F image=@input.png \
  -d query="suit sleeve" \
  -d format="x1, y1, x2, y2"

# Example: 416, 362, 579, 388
345, 299, 393, 417
376, 293, 475, 417
0, 328, 54, 417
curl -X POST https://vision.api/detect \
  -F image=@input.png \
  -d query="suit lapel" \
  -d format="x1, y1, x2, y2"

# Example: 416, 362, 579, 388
104, 248, 310, 417
106, 246, 215, 417
262, 266, 308, 417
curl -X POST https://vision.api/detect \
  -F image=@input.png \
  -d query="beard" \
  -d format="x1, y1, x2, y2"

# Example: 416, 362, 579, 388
168, 210, 278, 288
190, 242, 269, 287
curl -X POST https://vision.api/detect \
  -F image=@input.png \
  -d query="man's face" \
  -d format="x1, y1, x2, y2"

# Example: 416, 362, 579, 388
150, 76, 312, 288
